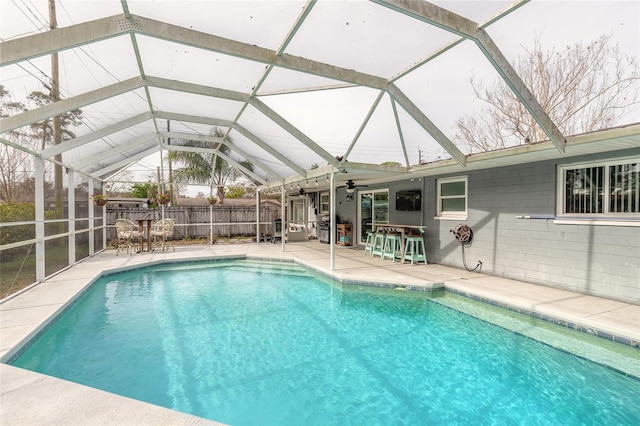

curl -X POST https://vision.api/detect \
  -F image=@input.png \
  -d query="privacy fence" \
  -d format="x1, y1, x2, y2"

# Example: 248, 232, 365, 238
107, 205, 282, 241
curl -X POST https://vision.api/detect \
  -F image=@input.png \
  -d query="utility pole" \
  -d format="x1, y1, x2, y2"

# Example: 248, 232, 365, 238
49, 0, 63, 218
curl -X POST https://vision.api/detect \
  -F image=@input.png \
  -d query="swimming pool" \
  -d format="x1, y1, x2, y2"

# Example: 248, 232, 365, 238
10, 260, 640, 425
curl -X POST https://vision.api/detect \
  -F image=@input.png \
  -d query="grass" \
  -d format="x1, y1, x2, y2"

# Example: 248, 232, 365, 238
1, 237, 256, 299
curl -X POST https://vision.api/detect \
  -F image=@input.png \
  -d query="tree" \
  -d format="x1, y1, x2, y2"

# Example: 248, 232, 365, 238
130, 182, 158, 199
26, 90, 83, 219
168, 127, 254, 204
0, 86, 34, 202
226, 186, 256, 199
455, 34, 639, 153
27, 91, 83, 150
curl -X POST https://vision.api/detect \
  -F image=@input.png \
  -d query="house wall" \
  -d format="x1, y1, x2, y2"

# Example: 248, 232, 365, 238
336, 149, 639, 304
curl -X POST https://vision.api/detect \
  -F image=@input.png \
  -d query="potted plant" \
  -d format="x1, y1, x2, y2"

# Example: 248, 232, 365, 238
92, 193, 109, 206
157, 193, 170, 205
207, 196, 217, 205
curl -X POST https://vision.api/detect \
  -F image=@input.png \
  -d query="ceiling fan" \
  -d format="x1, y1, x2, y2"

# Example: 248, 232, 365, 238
342, 179, 367, 194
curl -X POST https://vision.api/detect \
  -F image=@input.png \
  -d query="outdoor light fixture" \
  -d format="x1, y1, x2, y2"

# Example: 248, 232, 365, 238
345, 179, 359, 194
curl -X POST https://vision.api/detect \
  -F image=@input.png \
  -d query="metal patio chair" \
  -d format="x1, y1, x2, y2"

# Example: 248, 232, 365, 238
151, 218, 175, 252
114, 218, 142, 256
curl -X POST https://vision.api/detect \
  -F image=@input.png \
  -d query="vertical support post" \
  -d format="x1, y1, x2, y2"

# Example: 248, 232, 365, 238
34, 158, 45, 282
101, 182, 106, 250
256, 190, 260, 243
209, 204, 214, 245
88, 179, 94, 255
329, 172, 336, 271
280, 184, 285, 251
68, 168, 75, 266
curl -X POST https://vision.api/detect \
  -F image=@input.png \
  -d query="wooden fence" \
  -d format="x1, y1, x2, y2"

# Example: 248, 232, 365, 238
106, 205, 281, 241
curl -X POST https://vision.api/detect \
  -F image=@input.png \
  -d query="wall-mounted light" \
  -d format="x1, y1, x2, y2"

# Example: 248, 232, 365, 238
346, 187, 355, 194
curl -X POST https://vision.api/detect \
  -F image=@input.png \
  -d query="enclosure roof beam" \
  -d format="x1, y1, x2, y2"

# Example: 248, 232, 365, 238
74, 133, 157, 170
1, 15, 463, 168
1, 13, 388, 90
40, 112, 152, 159
90, 145, 159, 178
152, 111, 235, 128
153, 112, 320, 178
250, 98, 339, 169
153, 113, 289, 178
146, 76, 250, 103
0, 78, 143, 134
164, 144, 266, 185
231, 123, 308, 177
147, 80, 313, 177
387, 83, 466, 166
374, 0, 565, 152
160, 131, 284, 180
149, 78, 330, 173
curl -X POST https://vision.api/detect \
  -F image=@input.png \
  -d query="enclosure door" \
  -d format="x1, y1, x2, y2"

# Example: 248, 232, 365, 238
357, 189, 388, 244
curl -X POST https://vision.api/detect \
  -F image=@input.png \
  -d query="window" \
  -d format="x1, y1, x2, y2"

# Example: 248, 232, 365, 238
558, 158, 639, 216
320, 192, 329, 214
437, 176, 467, 219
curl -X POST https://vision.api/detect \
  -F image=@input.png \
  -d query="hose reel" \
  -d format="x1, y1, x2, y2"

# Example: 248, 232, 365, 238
452, 223, 473, 245
450, 223, 482, 272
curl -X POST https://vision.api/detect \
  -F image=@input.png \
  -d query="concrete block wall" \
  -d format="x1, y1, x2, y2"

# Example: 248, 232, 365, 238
423, 153, 639, 304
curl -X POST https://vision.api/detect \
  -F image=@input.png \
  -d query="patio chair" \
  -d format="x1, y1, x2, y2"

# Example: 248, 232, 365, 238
114, 219, 142, 256
151, 218, 175, 252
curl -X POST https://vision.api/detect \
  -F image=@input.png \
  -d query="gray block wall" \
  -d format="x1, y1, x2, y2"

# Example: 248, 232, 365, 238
426, 159, 639, 304
336, 150, 640, 304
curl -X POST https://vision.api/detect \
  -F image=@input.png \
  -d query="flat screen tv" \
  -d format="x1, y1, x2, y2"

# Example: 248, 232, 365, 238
395, 190, 421, 211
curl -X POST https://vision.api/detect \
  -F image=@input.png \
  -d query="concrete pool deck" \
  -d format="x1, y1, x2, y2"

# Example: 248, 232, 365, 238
1, 241, 639, 425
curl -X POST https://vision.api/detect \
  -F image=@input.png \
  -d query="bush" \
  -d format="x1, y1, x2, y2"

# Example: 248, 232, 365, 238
0, 202, 36, 246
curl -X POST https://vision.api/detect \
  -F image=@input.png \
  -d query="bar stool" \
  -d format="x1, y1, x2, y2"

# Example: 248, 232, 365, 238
371, 231, 386, 258
363, 231, 375, 256
403, 234, 427, 265
382, 232, 402, 262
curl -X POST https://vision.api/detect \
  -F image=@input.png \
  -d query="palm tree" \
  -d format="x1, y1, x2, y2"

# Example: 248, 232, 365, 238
167, 127, 253, 204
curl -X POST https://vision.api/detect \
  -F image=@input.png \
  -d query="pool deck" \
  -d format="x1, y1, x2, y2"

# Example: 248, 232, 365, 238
1, 241, 639, 425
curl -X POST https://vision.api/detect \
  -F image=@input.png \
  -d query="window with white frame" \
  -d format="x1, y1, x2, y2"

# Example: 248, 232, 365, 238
320, 192, 330, 214
558, 158, 639, 216
437, 176, 467, 219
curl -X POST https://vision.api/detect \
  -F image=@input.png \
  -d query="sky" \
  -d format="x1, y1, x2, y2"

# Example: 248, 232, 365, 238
1, 0, 639, 196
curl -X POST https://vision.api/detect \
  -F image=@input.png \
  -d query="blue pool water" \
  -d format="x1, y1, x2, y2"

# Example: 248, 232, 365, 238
10, 260, 640, 425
